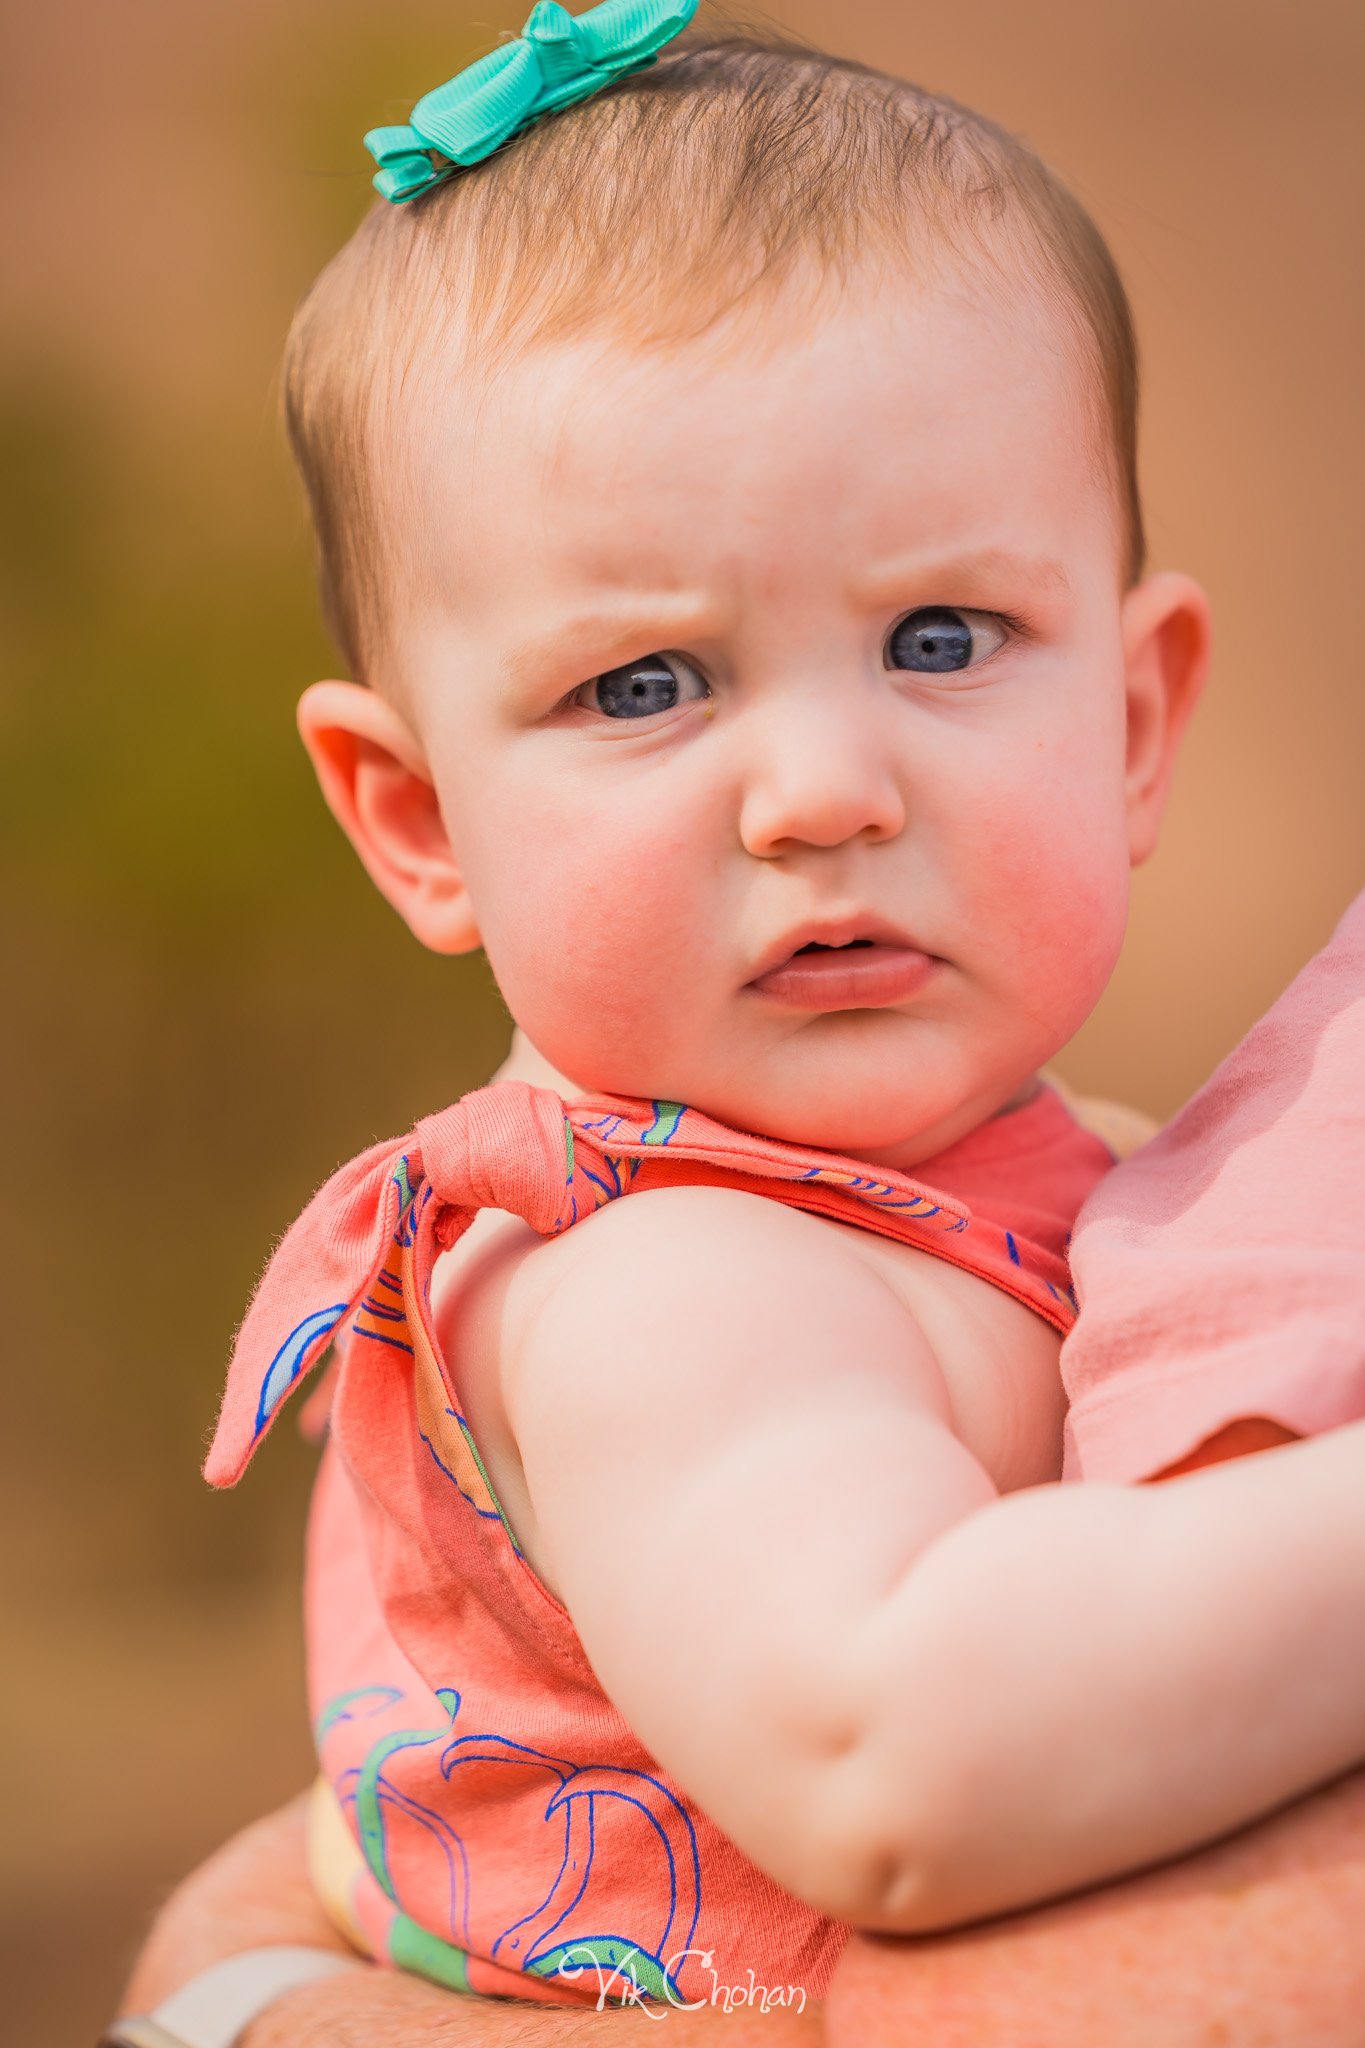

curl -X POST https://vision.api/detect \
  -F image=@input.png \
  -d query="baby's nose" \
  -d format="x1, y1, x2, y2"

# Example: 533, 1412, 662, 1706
736, 690, 906, 857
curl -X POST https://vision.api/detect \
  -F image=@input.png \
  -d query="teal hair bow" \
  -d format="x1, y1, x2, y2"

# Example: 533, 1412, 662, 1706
364, 0, 700, 203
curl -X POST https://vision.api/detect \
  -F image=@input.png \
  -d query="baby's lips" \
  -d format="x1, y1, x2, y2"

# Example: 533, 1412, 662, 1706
747, 942, 939, 1010
745, 910, 927, 986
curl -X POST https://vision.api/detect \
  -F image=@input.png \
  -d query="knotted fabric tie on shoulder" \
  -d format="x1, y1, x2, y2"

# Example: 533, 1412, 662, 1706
204, 1080, 976, 1490
206, 1081, 573, 1487
416, 1079, 573, 1236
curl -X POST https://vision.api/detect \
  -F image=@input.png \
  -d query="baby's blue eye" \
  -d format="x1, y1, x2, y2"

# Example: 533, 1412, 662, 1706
574, 652, 709, 719
885, 606, 1008, 674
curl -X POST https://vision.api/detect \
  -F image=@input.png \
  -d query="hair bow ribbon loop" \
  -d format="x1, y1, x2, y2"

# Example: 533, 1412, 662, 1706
521, 1, 590, 92
407, 37, 545, 168
363, 0, 699, 202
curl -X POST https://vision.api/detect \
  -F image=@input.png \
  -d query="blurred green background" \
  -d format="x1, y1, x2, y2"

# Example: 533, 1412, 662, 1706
2, 0, 1361, 2039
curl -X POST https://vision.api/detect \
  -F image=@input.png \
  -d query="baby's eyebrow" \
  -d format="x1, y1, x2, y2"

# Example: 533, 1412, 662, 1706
500, 599, 725, 693
848, 548, 1073, 608
497, 551, 1073, 699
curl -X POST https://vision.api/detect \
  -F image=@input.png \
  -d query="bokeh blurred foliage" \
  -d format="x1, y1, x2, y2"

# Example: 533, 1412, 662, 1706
0, 2, 510, 1609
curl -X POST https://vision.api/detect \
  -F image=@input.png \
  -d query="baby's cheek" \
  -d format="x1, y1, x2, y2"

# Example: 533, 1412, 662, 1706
961, 770, 1130, 1038
473, 801, 701, 1072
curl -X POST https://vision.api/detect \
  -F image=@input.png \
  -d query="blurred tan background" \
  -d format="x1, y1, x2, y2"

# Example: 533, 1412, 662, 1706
1, 0, 1361, 2038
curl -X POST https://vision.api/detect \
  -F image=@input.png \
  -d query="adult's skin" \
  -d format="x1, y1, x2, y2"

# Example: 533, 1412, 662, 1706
119, 1768, 1365, 2046
117, 1795, 818, 2047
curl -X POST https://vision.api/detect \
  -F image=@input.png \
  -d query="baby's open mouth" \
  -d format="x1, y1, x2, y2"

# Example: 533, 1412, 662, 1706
794, 938, 876, 952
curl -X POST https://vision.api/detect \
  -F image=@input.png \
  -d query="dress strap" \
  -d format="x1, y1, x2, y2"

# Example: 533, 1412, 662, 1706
204, 1080, 998, 1488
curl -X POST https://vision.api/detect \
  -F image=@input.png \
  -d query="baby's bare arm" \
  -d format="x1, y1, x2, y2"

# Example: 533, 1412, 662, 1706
505, 1188, 1365, 1932
844, 1417, 1365, 1928
504, 1185, 1000, 1911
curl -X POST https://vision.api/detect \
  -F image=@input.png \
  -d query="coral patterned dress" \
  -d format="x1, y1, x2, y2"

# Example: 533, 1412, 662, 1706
206, 1079, 1111, 2010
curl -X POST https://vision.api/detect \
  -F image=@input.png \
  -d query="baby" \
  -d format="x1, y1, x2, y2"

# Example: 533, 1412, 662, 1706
203, 7, 1365, 2018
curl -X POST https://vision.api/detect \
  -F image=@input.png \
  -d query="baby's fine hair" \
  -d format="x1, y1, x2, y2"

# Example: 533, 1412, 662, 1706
284, 26, 1145, 684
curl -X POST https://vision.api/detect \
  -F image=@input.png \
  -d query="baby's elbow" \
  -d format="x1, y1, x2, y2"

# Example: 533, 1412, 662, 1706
832, 1790, 1017, 1936
842, 1844, 965, 1934
820, 1828, 983, 1936
761, 1747, 963, 1933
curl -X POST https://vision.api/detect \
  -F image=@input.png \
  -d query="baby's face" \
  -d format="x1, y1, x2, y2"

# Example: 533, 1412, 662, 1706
349, 269, 1202, 1166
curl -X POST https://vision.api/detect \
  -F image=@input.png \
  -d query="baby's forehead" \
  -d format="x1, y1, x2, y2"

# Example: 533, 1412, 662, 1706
285, 45, 1144, 682
396, 262, 1120, 611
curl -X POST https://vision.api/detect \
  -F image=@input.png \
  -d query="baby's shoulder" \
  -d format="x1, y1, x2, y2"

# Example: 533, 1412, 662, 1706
435, 1180, 888, 1422
567, 1184, 1065, 1489
437, 1183, 1061, 1516
432, 1184, 896, 1595
436, 1180, 830, 1349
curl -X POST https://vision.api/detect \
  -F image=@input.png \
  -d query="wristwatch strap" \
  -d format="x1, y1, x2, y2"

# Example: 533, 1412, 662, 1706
99, 1944, 364, 2048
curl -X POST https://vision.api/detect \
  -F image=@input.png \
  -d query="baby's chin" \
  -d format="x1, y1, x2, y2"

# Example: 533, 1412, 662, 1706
690, 1065, 1040, 1169
515, 1027, 1044, 1171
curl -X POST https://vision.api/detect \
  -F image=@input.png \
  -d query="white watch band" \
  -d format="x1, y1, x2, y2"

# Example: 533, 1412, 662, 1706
100, 1944, 365, 2048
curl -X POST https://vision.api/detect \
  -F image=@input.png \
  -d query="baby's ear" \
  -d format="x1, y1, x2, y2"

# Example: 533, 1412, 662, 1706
1119, 571, 1212, 866
296, 680, 481, 954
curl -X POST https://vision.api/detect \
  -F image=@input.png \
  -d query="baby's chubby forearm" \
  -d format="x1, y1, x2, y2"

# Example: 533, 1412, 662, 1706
830, 1416, 1365, 1932
511, 1189, 1365, 1941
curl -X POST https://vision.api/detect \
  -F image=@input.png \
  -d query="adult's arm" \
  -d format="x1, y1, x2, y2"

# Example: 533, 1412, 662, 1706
114, 1795, 822, 2048
118, 1767, 1365, 2048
